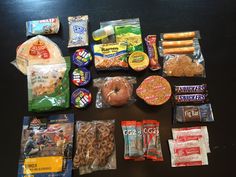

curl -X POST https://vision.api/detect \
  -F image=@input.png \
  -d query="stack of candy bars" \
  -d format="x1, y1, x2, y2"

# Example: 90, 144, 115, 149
168, 126, 210, 167
121, 120, 163, 161
173, 84, 214, 123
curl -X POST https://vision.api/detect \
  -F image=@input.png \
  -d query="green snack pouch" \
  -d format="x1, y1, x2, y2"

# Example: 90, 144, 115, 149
27, 57, 70, 112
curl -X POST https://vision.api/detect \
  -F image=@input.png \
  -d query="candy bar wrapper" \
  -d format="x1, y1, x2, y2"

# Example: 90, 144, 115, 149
172, 126, 210, 153
127, 121, 139, 157
174, 94, 208, 104
174, 84, 207, 94
174, 104, 214, 123
68, 15, 89, 48
26, 17, 60, 36
160, 31, 201, 41
168, 139, 208, 167
145, 35, 161, 71
17, 114, 74, 177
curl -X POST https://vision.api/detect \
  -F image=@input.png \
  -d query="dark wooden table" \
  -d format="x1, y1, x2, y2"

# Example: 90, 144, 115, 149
1, 0, 236, 176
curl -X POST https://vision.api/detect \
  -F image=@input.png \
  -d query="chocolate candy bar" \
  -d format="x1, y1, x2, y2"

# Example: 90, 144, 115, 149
175, 84, 207, 94
175, 94, 207, 103
174, 104, 214, 123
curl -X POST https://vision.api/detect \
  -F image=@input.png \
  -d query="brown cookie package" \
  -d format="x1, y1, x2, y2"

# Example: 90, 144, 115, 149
73, 120, 116, 175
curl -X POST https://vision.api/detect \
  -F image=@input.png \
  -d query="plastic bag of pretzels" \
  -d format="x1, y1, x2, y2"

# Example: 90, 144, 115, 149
93, 76, 136, 108
73, 120, 116, 175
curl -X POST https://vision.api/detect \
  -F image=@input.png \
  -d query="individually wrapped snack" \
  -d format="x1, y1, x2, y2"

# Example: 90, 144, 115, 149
71, 88, 92, 109
18, 114, 74, 177
136, 75, 171, 106
27, 57, 70, 112
160, 31, 200, 40
174, 84, 207, 94
72, 49, 92, 67
168, 139, 208, 167
93, 76, 136, 108
174, 104, 214, 123
73, 120, 116, 175
100, 18, 143, 53
174, 94, 208, 104
145, 35, 161, 71
128, 51, 149, 71
93, 43, 128, 70
160, 40, 194, 48
12, 35, 65, 75
26, 17, 60, 36
172, 126, 210, 153
68, 15, 88, 48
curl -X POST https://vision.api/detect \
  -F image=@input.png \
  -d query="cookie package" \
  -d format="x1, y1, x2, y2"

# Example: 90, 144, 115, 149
73, 120, 116, 175
93, 76, 136, 108
17, 114, 74, 177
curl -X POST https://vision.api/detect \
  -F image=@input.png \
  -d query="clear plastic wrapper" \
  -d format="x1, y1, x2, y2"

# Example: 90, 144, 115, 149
12, 35, 65, 75
174, 104, 214, 123
68, 15, 88, 48
160, 31, 201, 41
73, 120, 116, 175
93, 43, 129, 70
172, 126, 210, 153
27, 57, 70, 112
26, 17, 60, 36
100, 18, 143, 53
168, 139, 208, 167
93, 76, 136, 108
17, 114, 74, 177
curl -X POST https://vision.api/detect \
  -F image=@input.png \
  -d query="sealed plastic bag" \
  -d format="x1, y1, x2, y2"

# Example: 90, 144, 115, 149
93, 76, 136, 108
27, 57, 70, 112
12, 35, 65, 75
100, 18, 143, 53
73, 120, 116, 175
18, 114, 74, 177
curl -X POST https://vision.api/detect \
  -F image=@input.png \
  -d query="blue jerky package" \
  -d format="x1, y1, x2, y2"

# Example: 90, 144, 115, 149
17, 114, 74, 177
26, 17, 60, 36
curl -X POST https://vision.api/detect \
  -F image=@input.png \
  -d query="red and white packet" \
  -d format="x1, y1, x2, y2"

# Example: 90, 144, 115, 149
168, 139, 208, 167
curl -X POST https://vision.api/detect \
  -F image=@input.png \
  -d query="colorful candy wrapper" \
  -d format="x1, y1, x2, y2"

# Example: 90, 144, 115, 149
26, 17, 60, 36
174, 94, 208, 104
145, 35, 161, 71
174, 104, 214, 123
172, 126, 210, 153
174, 84, 207, 94
160, 31, 201, 41
68, 15, 89, 48
168, 139, 208, 167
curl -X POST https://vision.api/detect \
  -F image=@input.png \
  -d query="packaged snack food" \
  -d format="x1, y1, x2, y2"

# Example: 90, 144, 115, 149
136, 75, 171, 106
18, 114, 74, 177
160, 31, 200, 40
162, 46, 195, 55
172, 126, 210, 153
68, 15, 88, 48
27, 57, 70, 112
72, 68, 91, 87
92, 25, 115, 41
160, 40, 194, 48
174, 94, 208, 104
71, 88, 92, 109
128, 51, 149, 71
93, 76, 136, 108
168, 139, 208, 167
174, 84, 207, 94
13, 35, 65, 75
145, 35, 161, 71
72, 49, 92, 67
174, 104, 214, 123
26, 17, 60, 36
100, 18, 143, 53
93, 43, 128, 70
73, 120, 116, 175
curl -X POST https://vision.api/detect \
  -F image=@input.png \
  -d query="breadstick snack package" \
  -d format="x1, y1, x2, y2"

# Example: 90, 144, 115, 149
160, 31, 200, 41
93, 76, 136, 108
73, 120, 116, 175
17, 114, 74, 177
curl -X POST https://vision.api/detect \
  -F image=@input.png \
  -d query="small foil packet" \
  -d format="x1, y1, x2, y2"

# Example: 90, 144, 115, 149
68, 15, 89, 48
26, 17, 60, 36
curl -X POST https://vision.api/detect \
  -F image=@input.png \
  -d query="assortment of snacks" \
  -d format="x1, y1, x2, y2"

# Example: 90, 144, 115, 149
93, 76, 136, 108
128, 51, 149, 71
26, 17, 60, 36
17, 114, 74, 176
121, 120, 163, 161
68, 15, 89, 48
73, 120, 116, 175
136, 75, 171, 105
71, 88, 92, 109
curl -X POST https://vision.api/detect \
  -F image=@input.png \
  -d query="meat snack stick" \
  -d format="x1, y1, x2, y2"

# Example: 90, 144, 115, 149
161, 31, 200, 40
163, 46, 195, 55
161, 40, 194, 48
